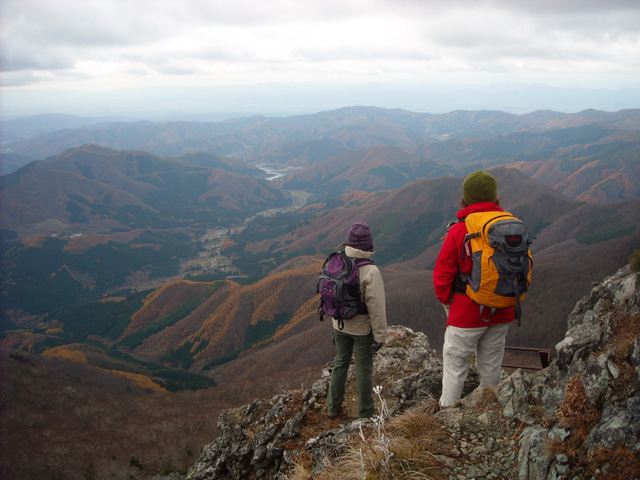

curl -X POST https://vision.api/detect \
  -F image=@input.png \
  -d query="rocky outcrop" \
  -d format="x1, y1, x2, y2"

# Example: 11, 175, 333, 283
186, 265, 640, 480
187, 325, 465, 479
510, 265, 640, 479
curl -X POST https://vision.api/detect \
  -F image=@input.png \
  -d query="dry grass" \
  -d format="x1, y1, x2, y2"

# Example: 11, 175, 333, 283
546, 366, 640, 479
596, 308, 640, 427
587, 445, 640, 480
609, 310, 640, 358
287, 401, 448, 480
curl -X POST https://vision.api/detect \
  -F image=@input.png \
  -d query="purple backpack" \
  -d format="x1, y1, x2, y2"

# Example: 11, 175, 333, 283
316, 250, 373, 329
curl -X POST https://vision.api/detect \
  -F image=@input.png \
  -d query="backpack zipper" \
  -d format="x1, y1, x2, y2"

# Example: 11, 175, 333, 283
482, 214, 515, 235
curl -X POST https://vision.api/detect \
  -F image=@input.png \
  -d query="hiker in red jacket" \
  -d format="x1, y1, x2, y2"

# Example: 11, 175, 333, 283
433, 170, 515, 407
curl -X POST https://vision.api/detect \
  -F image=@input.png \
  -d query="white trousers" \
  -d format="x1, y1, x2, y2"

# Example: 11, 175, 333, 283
440, 323, 510, 407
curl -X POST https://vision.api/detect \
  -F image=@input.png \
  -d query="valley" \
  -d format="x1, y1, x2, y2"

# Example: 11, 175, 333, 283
124, 189, 310, 292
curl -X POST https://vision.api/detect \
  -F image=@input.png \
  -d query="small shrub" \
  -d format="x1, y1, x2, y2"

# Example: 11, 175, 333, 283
630, 249, 640, 273
556, 376, 601, 441
548, 375, 603, 472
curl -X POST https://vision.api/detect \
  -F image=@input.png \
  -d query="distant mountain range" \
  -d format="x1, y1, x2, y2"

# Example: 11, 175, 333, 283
3, 107, 640, 168
4, 107, 639, 203
2, 106, 640, 480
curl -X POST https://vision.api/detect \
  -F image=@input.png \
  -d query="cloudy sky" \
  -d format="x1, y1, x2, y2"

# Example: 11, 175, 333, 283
2, 0, 640, 118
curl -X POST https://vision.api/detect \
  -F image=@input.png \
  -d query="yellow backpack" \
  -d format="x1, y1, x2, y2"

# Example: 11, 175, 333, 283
461, 211, 533, 324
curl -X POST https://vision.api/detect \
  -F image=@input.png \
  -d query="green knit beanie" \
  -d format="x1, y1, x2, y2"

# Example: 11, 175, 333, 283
462, 170, 498, 205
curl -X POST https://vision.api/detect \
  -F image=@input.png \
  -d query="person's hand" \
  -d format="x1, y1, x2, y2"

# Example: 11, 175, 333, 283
442, 303, 450, 317
371, 342, 384, 353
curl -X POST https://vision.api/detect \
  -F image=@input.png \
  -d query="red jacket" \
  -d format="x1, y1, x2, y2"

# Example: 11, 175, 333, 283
433, 202, 515, 328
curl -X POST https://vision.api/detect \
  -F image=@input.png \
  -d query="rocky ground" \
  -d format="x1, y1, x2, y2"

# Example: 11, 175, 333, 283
436, 391, 520, 480
181, 264, 640, 480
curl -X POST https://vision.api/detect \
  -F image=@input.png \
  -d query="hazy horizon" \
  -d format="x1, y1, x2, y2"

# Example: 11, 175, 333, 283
2, 0, 640, 120
2, 82, 639, 122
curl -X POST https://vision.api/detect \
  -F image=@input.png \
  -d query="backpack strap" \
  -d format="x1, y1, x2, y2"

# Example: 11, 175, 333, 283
353, 257, 374, 267
352, 257, 373, 318
318, 298, 326, 322
447, 218, 464, 229
479, 305, 497, 321
441, 218, 464, 240
449, 218, 470, 296
512, 277, 522, 327
511, 251, 532, 326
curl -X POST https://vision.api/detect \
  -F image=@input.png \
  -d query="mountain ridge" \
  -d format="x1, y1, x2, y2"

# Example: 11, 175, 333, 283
0, 144, 291, 237
4, 107, 640, 169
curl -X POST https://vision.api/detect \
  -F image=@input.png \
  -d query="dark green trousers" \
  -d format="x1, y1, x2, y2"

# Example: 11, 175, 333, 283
327, 328, 375, 418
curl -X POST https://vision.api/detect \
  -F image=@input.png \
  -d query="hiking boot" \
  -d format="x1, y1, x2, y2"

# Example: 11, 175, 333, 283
327, 408, 342, 419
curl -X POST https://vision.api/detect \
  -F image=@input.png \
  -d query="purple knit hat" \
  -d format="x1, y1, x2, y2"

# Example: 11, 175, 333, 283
347, 221, 374, 251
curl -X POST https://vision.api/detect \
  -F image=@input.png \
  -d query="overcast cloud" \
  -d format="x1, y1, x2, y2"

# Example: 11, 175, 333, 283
1, 0, 639, 117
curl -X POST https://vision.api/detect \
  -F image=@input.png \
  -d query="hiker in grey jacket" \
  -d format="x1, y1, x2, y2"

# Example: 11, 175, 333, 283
327, 221, 388, 419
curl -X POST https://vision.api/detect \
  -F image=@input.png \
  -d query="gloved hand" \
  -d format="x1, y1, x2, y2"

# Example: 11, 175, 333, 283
371, 342, 384, 353
442, 303, 450, 317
